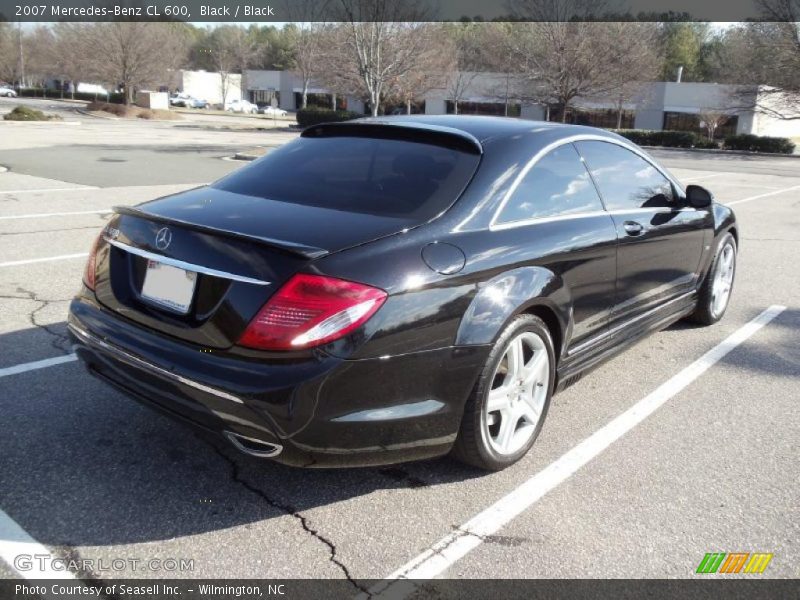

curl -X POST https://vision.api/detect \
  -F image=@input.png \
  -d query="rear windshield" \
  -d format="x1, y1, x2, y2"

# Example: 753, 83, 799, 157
212, 135, 480, 220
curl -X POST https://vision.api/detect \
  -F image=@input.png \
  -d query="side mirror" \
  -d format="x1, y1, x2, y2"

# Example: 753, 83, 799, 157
685, 184, 713, 208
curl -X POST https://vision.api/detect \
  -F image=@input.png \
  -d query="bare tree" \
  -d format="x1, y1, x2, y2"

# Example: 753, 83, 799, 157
284, 24, 327, 109
711, 1, 800, 119
386, 24, 453, 114
603, 22, 662, 128
81, 23, 189, 104
443, 23, 486, 115
330, 0, 438, 116
48, 23, 89, 99
208, 26, 255, 106
698, 110, 729, 140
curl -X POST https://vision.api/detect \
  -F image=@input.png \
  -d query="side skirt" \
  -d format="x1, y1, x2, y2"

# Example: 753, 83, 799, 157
554, 294, 697, 393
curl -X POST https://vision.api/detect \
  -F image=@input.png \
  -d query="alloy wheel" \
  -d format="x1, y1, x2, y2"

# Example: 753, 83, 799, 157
711, 243, 735, 318
483, 331, 550, 456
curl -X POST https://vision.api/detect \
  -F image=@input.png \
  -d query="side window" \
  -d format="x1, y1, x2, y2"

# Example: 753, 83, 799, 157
575, 141, 674, 210
497, 144, 604, 224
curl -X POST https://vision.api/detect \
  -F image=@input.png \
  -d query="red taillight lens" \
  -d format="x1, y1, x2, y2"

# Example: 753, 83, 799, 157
83, 233, 102, 290
238, 274, 387, 351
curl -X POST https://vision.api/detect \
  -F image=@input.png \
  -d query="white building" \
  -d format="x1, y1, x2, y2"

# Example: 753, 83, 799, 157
168, 70, 242, 106
243, 70, 365, 113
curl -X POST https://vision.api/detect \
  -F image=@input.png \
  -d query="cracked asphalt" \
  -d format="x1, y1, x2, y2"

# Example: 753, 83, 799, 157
0, 99, 798, 586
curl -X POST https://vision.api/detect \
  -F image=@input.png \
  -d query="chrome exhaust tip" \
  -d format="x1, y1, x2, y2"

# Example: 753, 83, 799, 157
224, 431, 283, 458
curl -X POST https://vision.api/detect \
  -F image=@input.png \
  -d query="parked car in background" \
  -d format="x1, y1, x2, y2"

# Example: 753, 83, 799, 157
225, 99, 258, 114
0, 86, 17, 98
169, 94, 208, 109
258, 105, 288, 117
69, 117, 737, 470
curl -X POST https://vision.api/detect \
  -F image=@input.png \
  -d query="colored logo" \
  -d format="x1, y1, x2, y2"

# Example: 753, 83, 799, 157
696, 552, 773, 574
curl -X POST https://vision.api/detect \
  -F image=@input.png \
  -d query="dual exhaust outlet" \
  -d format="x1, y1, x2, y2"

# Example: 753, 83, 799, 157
224, 431, 283, 458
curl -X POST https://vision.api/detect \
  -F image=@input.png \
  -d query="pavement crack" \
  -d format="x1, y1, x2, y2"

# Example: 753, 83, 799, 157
13, 286, 71, 353
206, 440, 370, 595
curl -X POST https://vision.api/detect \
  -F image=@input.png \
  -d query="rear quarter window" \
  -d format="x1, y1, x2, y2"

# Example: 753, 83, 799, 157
213, 136, 480, 221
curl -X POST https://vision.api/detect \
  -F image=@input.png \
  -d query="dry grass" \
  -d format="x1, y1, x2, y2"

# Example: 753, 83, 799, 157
87, 102, 181, 121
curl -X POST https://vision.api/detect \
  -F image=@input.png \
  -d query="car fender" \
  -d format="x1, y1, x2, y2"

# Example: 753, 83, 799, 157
455, 266, 571, 350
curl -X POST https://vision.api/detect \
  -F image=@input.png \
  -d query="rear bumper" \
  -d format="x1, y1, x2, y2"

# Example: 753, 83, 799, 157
68, 294, 489, 467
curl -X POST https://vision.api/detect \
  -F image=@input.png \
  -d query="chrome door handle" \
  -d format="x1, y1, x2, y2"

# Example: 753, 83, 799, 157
623, 221, 644, 236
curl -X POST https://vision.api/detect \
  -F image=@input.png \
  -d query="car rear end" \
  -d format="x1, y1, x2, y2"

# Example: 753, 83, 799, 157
68, 120, 485, 466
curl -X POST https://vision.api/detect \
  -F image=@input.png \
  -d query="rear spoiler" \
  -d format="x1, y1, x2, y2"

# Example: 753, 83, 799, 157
112, 205, 328, 259
302, 121, 483, 155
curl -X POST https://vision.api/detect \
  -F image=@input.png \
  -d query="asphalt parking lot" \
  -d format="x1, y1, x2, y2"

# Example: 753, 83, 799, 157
0, 98, 798, 589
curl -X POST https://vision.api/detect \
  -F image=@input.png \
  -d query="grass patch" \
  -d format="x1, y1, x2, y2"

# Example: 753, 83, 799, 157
3, 105, 62, 121
87, 102, 181, 121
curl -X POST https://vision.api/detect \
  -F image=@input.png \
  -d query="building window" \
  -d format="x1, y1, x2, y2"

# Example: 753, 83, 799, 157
446, 100, 520, 117
663, 111, 738, 138
295, 92, 336, 109
547, 106, 634, 129
249, 90, 279, 107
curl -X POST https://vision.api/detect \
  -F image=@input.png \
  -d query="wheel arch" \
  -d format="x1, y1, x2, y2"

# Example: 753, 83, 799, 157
455, 266, 571, 361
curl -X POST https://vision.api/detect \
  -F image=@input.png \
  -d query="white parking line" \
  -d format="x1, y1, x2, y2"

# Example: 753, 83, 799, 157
0, 508, 78, 580
0, 187, 98, 195
368, 305, 786, 596
725, 184, 800, 206
681, 173, 728, 183
0, 253, 87, 268
0, 209, 112, 220
0, 354, 77, 379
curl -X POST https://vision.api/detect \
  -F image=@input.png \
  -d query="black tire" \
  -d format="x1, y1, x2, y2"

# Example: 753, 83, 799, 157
451, 314, 555, 471
688, 233, 737, 326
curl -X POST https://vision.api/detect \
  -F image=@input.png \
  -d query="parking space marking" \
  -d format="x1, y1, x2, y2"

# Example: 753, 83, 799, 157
0, 187, 98, 195
0, 508, 78, 580
681, 173, 728, 183
0, 253, 87, 268
0, 354, 77, 380
0, 209, 112, 220
369, 305, 786, 595
725, 184, 800, 206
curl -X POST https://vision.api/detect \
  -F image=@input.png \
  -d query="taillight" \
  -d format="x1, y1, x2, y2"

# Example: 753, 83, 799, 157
238, 274, 387, 351
83, 233, 102, 290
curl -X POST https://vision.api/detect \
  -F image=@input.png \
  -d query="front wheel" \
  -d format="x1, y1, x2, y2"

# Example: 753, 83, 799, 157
689, 233, 737, 325
452, 314, 554, 471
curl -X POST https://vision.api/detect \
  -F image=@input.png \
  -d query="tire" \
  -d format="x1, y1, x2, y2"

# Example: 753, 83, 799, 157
689, 232, 737, 325
452, 314, 555, 471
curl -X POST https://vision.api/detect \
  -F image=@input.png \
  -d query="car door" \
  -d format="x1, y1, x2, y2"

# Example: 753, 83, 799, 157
575, 140, 708, 325
492, 143, 618, 346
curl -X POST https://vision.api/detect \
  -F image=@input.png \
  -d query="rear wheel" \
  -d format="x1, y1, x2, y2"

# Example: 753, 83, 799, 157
689, 233, 737, 325
452, 314, 554, 471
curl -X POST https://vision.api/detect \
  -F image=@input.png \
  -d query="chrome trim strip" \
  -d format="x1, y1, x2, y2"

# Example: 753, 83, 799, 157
69, 323, 245, 404
567, 291, 695, 356
489, 134, 686, 231
104, 237, 270, 286
490, 207, 697, 232
224, 431, 283, 458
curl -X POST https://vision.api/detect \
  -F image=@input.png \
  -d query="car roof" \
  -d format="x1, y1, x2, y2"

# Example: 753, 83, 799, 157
357, 115, 620, 146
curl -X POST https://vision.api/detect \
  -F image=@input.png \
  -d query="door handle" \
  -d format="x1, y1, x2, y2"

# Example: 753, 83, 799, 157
623, 221, 644, 236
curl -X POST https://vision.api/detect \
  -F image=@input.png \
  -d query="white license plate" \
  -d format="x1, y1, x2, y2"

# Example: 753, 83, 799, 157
141, 260, 197, 314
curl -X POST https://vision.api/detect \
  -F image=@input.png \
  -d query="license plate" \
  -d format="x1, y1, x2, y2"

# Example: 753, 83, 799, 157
141, 260, 197, 314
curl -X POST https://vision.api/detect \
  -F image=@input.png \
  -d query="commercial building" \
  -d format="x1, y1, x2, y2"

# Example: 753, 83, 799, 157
242, 69, 800, 140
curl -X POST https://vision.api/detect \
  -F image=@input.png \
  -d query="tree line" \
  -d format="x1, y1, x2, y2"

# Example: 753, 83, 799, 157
0, 12, 797, 120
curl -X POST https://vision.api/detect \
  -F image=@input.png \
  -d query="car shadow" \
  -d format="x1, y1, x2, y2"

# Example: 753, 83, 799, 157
0, 323, 483, 549
1, 308, 795, 549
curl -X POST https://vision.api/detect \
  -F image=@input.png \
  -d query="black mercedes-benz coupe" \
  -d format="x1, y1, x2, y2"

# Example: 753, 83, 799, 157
68, 116, 737, 470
